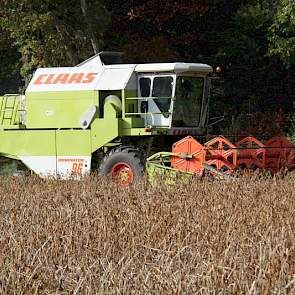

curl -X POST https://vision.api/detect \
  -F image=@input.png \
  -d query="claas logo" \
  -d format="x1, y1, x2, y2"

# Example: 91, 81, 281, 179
33, 72, 98, 85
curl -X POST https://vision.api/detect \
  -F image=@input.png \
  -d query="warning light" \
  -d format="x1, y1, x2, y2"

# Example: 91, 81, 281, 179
216, 66, 222, 74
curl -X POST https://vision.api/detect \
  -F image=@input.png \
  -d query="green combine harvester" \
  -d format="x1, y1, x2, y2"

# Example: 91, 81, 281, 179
1, 53, 293, 185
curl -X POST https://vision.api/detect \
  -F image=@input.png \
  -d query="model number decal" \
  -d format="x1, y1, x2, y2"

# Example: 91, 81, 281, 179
58, 158, 85, 176
71, 162, 83, 175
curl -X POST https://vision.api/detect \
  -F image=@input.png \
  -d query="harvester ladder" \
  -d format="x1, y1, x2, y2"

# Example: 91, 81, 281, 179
0, 95, 18, 126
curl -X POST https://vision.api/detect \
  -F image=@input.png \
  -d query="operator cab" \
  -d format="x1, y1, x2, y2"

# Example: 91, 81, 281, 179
135, 63, 213, 131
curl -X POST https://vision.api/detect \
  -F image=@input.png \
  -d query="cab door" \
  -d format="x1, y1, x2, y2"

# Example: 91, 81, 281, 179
138, 75, 175, 127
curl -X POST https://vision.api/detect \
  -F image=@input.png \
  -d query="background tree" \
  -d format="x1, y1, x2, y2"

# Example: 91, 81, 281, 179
268, 0, 295, 67
0, 28, 21, 94
0, 0, 295, 137
0, 0, 110, 87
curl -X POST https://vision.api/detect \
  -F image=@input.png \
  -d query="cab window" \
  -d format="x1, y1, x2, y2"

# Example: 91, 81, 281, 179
173, 77, 204, 126
152, 76, 173, 115
139, 77, 151, 97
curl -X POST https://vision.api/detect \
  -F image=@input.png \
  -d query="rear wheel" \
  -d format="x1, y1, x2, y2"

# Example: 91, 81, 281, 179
99, 147, 145, 187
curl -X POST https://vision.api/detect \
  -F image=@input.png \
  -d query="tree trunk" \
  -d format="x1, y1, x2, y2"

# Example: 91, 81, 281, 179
54, 24, 79, 65
80, 0, 100, 54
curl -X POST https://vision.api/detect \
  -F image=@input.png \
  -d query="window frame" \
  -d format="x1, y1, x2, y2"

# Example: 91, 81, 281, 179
138, 73, 176, 112
138, 73, 176, 128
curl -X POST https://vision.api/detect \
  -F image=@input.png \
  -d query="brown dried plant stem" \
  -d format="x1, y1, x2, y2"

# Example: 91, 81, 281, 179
0, 174, 294, 294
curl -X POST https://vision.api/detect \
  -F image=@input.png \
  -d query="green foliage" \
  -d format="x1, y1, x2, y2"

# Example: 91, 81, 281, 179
0, 0, 110, 87
269, 0, 295, 67
204, 1, 295, 136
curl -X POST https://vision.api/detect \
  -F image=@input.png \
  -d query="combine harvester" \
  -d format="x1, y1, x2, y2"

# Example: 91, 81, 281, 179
0, 53, 294, 185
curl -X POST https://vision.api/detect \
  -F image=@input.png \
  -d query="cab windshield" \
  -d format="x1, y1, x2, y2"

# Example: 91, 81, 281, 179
172, 76, 204, 127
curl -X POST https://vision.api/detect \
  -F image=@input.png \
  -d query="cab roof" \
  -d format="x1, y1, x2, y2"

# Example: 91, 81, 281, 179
134, 63, 213, 74
78, 52, 213, 74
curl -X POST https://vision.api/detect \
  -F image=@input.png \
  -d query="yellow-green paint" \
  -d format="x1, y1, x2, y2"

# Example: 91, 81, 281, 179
56, 130, 91, 156
0, 129, 92, 159
119, 117, 145, 129
0, 130, 56, 157
91, 102, 119, 152
26, 91, 97, 128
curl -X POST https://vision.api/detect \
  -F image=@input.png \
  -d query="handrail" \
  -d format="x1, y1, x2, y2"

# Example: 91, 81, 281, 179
0, 109, 25, 113
125, 96, 172, 100
125, 112, 171, 116
124, 96, 172, 117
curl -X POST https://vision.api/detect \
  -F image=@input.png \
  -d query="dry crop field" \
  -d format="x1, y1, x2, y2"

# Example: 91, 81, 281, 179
0, 174, 294, 294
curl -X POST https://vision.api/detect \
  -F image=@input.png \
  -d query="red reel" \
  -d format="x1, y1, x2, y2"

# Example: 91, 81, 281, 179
171, 136, 205, 174
205, 136, 237, 174
236, 136, 266, 169
265, 137, 295, 173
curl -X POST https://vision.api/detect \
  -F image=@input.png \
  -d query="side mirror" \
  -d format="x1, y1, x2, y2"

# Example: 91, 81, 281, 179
140, 101, 148, 113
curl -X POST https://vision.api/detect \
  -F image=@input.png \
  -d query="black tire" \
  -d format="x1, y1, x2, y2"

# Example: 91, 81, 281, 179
99, 146, 145, 186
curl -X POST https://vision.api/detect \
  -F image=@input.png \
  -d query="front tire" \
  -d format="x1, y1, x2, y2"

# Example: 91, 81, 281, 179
99, 147, 145, 186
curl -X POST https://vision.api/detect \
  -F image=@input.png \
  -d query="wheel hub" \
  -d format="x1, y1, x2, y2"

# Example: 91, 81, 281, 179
111, 163, 134, 187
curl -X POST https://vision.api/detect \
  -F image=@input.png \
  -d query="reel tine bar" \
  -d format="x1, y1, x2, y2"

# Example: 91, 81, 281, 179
235, 136, 266, 170
205, 136, 237, 174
